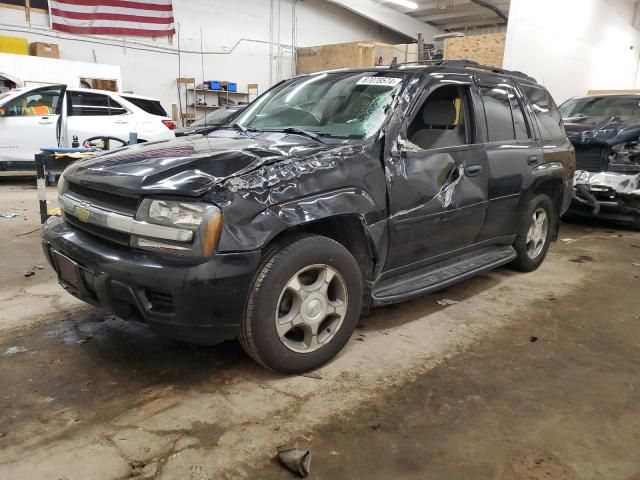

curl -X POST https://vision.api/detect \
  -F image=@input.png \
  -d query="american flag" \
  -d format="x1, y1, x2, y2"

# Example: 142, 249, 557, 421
49, 0, 176, 37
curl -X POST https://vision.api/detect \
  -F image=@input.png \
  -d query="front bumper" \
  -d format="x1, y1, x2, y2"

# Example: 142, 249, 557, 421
570, 183, 640, 224
42, 216, 261, 344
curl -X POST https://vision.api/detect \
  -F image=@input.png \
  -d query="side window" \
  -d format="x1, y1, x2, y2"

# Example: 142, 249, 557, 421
108, 98, 127, 116
69, 92, 110, 116
407, 84, 471, 150
480, 86, 515, 142
1, 87, 60, 117
521, 85, 565, 140
509, 93, 530, 140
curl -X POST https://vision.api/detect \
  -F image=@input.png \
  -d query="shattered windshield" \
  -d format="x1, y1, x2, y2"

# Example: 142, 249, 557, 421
235, 71, 405, 139
560, 96, 640, 118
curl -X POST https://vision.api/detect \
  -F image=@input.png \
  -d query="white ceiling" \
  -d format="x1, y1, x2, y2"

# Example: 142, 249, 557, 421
379, 0, 510, 32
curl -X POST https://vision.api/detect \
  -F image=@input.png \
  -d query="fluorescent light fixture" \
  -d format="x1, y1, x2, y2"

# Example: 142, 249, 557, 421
384, 0, 419, 9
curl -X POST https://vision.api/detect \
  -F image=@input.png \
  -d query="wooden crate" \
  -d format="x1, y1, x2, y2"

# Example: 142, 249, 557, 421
443, 32, 506, 68
296, 41, 396, 74
587, 89, 640, 95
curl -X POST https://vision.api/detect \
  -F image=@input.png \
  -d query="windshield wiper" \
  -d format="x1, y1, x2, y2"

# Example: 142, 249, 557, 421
280, 127, 326, 144
219, 123, 261, 136
232, 123, 249, 136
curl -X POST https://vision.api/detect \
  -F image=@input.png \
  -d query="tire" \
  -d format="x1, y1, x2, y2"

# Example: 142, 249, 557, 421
240, 235, 363, 374
510, 194, 555, 272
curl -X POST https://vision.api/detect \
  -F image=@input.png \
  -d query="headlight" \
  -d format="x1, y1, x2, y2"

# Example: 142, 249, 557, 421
57, 173, 67, 195
574, 170, 591, 185
133, 199, 223, 256
146, 199, 205, 227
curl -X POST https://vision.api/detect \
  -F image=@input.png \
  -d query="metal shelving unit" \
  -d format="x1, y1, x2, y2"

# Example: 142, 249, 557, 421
187, 88, 250, 113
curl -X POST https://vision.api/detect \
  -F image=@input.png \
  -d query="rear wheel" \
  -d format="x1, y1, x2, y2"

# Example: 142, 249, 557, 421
240, 235, 363, 374
510, 194, 554, 272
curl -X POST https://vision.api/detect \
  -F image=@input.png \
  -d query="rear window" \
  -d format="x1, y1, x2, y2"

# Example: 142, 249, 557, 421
480, 86, 516, 142
122, 96, 167, 117
521, 85, 565, 140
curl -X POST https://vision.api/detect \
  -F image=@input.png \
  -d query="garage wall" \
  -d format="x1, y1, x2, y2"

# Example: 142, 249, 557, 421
0, 0, 409, 117
503, 0, 640, 104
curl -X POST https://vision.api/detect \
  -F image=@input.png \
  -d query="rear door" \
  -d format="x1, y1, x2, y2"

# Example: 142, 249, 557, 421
0, 84, 66, 166
475, 73, 544, 241
385, 73, 489, 270
66, 91, 134, 144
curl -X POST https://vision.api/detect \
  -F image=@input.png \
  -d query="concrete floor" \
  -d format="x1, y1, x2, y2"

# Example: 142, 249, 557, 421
0, 176, 639, 479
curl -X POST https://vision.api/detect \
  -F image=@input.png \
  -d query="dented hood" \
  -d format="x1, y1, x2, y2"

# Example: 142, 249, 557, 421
564, 115, 640, 146
63, 131, 329, 196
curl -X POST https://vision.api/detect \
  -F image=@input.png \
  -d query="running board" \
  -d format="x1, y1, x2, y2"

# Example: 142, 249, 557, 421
372, 245, 517, 306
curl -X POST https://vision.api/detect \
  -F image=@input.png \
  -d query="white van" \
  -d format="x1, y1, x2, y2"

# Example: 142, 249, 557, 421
0, 84, 175, 170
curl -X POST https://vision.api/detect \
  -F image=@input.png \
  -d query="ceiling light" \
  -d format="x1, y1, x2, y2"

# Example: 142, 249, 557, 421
385, 0, 419, 9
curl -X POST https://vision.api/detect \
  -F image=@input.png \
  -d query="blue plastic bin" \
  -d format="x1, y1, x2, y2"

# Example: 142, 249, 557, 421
206, 80, 221, 90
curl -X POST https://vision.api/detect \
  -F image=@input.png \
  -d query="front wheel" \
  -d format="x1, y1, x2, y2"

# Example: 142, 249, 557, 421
510, 194, 554, 272
240, 235, 363, 374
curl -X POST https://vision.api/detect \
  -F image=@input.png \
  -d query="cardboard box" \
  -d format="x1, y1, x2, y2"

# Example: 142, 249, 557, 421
0, 35, 29, 55
30, 42, 60, 59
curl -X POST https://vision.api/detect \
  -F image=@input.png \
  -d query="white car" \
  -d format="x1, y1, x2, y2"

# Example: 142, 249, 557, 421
0, 84, 176, 170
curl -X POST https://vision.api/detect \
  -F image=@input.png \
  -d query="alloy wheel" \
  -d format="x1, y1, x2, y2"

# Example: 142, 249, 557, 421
275, 264, 348, 354
526, 207, 548, 259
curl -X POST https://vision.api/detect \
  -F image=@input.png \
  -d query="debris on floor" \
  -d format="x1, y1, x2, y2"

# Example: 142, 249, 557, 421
570, 255, 595, 263
302, 372, 322, 380
277, 445, 311, 477
561, 238, 576, 243
24, 265, 45, 277
4, 346, 28, 356
0, 212, 23, 218
436, 299, 460, 306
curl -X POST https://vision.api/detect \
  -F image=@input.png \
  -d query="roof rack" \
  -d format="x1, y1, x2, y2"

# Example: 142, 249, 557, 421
390, 59, 537, 83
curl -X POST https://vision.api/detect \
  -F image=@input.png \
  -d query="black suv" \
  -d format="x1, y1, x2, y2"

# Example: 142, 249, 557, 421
42, 61, 575, 373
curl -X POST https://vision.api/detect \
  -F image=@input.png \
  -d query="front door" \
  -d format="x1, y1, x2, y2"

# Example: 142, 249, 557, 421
0, 85, 66, 166
385, 79, 489, 270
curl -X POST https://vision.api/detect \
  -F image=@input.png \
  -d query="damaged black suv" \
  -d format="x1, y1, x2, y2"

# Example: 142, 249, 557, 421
42, 61, 575, 373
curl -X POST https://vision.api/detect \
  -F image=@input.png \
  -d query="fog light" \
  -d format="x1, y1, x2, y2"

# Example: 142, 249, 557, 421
133, 237, 191, 253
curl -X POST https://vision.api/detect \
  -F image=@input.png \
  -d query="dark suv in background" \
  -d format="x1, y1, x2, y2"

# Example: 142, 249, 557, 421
560, 94, 640, 229
42, 61, 575, 373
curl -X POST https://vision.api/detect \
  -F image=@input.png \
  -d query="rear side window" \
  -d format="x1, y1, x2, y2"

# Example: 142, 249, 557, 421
122, 96, 167, 117
109, 98, 127, 115
69, 92, 127, 116
69, 92, 108, 116
521, 85, 565, 139
480, 86, 515, 142
509, 94, 530, 140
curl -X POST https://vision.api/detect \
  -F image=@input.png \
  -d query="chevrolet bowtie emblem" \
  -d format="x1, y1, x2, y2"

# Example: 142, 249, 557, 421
74, 205, 91, 222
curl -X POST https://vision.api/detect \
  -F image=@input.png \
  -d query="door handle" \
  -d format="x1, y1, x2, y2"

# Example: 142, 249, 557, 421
114, 120, 130, 124
527, 155, 540, 166
464, 164, 483, 177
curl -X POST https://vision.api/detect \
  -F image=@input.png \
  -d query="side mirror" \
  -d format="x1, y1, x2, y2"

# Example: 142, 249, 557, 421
0, 108, 5, 117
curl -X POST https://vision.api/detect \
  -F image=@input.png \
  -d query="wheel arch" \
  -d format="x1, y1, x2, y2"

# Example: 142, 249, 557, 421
527, 176, 565, 240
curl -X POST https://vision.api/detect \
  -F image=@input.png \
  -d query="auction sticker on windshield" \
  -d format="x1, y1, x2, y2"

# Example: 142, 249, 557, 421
356, 77, 402, 87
